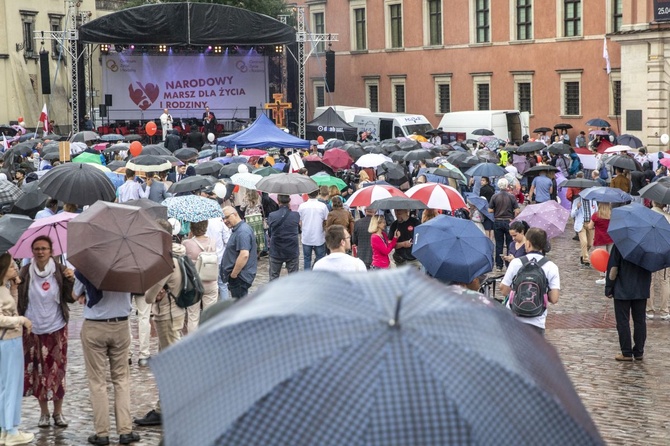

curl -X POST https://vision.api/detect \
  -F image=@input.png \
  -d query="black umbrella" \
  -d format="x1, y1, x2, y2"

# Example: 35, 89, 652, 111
38, 162, 116, 206
158, 155, 182, 165
126, 155, 172, 172
303, 160, 335, 177
42, 152, 60, 162
0, 126, 18, 137
586, 118, 611, 128
426, 167, 467, 183
638, 182, 670, 205
476, 150, 500, 163
553, 123, 573, 130
424, 128, 445, 136
403, 149, 433, 161
0, 180, 25, 204
546, 143, 572, 155
389, 151, 408, 161
11, 181, 48, 218
70, 131, 100, 143
325, 139, 346, 149
533, 127, 552, 133
219, 163, 250, 178
174, 147, 199, 161
255, 173, 319, 195
124, 198, 169, 220
167, 175, 216, 194
344, 143, 366, 160
380, 143, 400, 155
103, 143, 130, 154
368, 197, 427, 210
0, 214, 33, 253
194, 161, 223, 176
10, 142, 34, 156
377, 162, 406, 180
517, 141, 546, 153
446, 152, 480, 168
472, 128, 494, 136
617, 134, 644, 149
364, 144, 386, 155
398, 140, 421, 151
107, 160, 127, 171
558, 178, 599, 189
123, 134, 143, 142
43, 134, 63, 141
523, 165, 559, 175
606, 155, 639, 171
141, 144, 172, 156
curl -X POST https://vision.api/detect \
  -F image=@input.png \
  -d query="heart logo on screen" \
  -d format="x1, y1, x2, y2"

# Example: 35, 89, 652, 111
128, 82, 160, 111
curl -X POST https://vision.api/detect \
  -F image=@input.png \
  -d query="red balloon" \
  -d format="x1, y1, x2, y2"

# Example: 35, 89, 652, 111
590, 248, 610, 273
317, 135, 324, 144
146, 121, 157, 136
129, 141, 142, 157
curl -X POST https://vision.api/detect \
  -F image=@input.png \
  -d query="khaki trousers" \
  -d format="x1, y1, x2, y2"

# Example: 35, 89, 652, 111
81, 320, 132, 437
185, 283, 218, 332
578, 225, 594, 262
648, 269, 670, 315
153, 314, 184, 413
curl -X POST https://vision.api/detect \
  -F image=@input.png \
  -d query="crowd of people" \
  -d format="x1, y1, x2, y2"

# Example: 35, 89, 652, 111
0, 116, 668, 445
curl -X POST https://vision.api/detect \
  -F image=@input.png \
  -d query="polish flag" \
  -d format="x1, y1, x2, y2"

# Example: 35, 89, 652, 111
38, 103, 48, 132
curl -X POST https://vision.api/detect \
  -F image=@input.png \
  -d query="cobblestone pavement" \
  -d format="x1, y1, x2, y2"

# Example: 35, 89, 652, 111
23, 225, 670, 445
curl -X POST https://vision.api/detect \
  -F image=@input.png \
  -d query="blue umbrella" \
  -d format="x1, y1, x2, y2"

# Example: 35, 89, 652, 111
162, 195, 224, 223
150, 268, 604, 446
579, 186, 631, 203
100, 134, 124, 142
412, 214, 494, 284
465, 162, 507, 178
465, 194, 494, 221
608, 203, 670, 272
105, 172, 125, 189
198, 149, 215, 160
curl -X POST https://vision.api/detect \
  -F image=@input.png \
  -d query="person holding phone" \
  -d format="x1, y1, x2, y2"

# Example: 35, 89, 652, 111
369, 216, 399, 270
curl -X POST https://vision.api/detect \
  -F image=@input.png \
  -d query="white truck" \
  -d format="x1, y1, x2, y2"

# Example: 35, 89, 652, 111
352, 112, 433, 141
437, 110, 529, 143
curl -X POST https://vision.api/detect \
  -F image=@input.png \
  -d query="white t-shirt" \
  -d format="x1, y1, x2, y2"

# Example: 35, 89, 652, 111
298, 199, 329, 246
501, 253, 560, 329
313, 252, 367, 273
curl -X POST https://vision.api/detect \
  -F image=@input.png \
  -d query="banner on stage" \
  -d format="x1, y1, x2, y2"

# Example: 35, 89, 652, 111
102, 54, 269, 120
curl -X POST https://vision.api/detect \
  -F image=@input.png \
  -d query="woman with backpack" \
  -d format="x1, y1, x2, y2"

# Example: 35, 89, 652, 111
182, 220, 218, 332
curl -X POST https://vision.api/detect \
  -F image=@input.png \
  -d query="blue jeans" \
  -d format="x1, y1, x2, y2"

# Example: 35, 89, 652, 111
493, 220, 512, 269
0, 337, 23, 431
228, 276, 252, 299
302, 243, 326, 270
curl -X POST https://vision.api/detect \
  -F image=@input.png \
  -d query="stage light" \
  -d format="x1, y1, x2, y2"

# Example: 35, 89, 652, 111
214, 45, 222, 53
207, 45, 212, 50
100, 44, 109, 53
275, 45, 283, 53
159, 45, 167, 53
130, 44, 135, 50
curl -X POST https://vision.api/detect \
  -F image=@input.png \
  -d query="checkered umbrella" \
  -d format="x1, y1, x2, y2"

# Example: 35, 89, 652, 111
0, 180, 24, 204
162, 195, 224, 223
150, 268, 604, 446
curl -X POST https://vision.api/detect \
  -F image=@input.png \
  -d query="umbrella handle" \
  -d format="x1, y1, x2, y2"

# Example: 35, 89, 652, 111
389, 294, 403, 328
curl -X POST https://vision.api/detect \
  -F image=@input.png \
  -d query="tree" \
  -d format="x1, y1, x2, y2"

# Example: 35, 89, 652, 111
121, 0, 288, 18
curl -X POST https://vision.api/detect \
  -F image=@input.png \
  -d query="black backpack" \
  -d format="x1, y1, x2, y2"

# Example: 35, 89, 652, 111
165, 254, 204, 309
509, 256, 549, 318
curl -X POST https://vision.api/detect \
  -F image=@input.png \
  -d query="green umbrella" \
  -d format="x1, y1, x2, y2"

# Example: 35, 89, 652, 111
253, 166, 282, 177
311, 173, 347, 190
72, 152, 102, 165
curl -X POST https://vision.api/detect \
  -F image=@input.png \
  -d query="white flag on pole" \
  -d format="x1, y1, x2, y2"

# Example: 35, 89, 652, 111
603, 37, 611, 75
1, 134, 8, 152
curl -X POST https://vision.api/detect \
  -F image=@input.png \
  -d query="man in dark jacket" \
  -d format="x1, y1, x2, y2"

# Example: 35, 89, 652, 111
164, 130, 181, 153
606, 245, 652, 362
267, 194, 301, 280
186, 126, 205, 151
351, 207, 375, 269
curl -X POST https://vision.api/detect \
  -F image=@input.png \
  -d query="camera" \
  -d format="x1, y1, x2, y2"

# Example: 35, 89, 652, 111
338, 169, 360, 187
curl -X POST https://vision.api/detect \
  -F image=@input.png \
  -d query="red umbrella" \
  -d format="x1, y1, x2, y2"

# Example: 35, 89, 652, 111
405, 183, 466, 211
346, 185, 407, 207
322, 148, 354, 171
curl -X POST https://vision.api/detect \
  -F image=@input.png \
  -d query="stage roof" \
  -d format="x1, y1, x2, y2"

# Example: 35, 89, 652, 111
79, 3, 296, 46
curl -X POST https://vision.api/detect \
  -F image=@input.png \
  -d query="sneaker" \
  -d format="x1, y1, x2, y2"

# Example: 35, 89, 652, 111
38, 414, 50, 428
4, 430, 35, 446
647, 312, 655, 320
0, 430, 6, 446
615, 353, 633, 362
133, 409, 162, 426
595, 278, 606, 285
660, 314, 670, 321
635, 355, 644, 361
137, 358, 150, 367
87, 434, 110, 446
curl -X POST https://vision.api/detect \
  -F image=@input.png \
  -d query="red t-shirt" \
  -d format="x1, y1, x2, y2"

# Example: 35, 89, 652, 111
591, 213, 613, 246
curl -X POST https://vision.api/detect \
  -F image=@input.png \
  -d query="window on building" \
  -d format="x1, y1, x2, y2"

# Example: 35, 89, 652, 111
564, 81, 580, 115
564, 0, 581, 37
477, 83, 490, 110
315, 83, 325, 108
612, 0, 622, 33
612, 79, 621, 116
366, 80, 379, 112
518, 82, 532, 113
354, 8, 367, 50
389, 4, 403, 48
476, 0, 490, 43
312, 11, 325, 53
438, 84, 451, 113
392, 79, 406, 113
428, 0, 442, 46
516, 0, 532, 40
20, 11, 38, 56
49, 14, 63, 58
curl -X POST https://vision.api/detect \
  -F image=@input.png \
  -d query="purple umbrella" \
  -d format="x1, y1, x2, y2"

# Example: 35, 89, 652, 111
555, 172, 571, 211
513, 201, 569, 239
8, 212, 78, 259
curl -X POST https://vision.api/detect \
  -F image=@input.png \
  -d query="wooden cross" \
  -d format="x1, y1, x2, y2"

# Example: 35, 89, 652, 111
264, 93, 292, 128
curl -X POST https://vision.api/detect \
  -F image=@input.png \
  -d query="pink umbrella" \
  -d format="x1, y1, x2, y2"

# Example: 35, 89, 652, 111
9, 212, 78, 259
513, 200, 569, 239
268, 193, 305, 211
322, 148, 353, 171
93, 143, 108, 152
405, 183, 466, 211
346, 185, 407, 207
243, 149, 268, 156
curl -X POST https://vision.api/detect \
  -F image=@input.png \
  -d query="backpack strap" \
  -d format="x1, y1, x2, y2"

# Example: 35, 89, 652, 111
191, 237, 214, 253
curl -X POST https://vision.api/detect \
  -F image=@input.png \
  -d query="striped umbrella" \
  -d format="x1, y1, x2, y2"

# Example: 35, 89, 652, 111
346, 184, 408, 207
405, 183, 466, 211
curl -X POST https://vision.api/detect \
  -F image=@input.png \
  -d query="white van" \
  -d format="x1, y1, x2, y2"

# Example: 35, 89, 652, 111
352, 112, 433, 141
438, 110, 529, 143
313, 106, 372, 124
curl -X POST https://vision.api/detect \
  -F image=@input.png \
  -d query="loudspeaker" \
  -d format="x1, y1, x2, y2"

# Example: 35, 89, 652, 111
249, 106, 257, 120
99, 104, 107, 118
105, 94, 113, 107
39, 50, 51, 95
325, 50, 335, 92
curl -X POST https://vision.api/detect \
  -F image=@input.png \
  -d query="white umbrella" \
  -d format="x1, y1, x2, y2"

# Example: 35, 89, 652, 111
604, 145, 633, 154
231, 172, 263, 190
355, 153, 392, 168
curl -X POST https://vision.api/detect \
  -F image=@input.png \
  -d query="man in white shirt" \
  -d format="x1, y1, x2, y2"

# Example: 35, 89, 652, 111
117, 169, 151, 203
313, 225, 367, 273
499, 228, 560, 336
298, 189, 329, 270
160, 108, 172, 141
